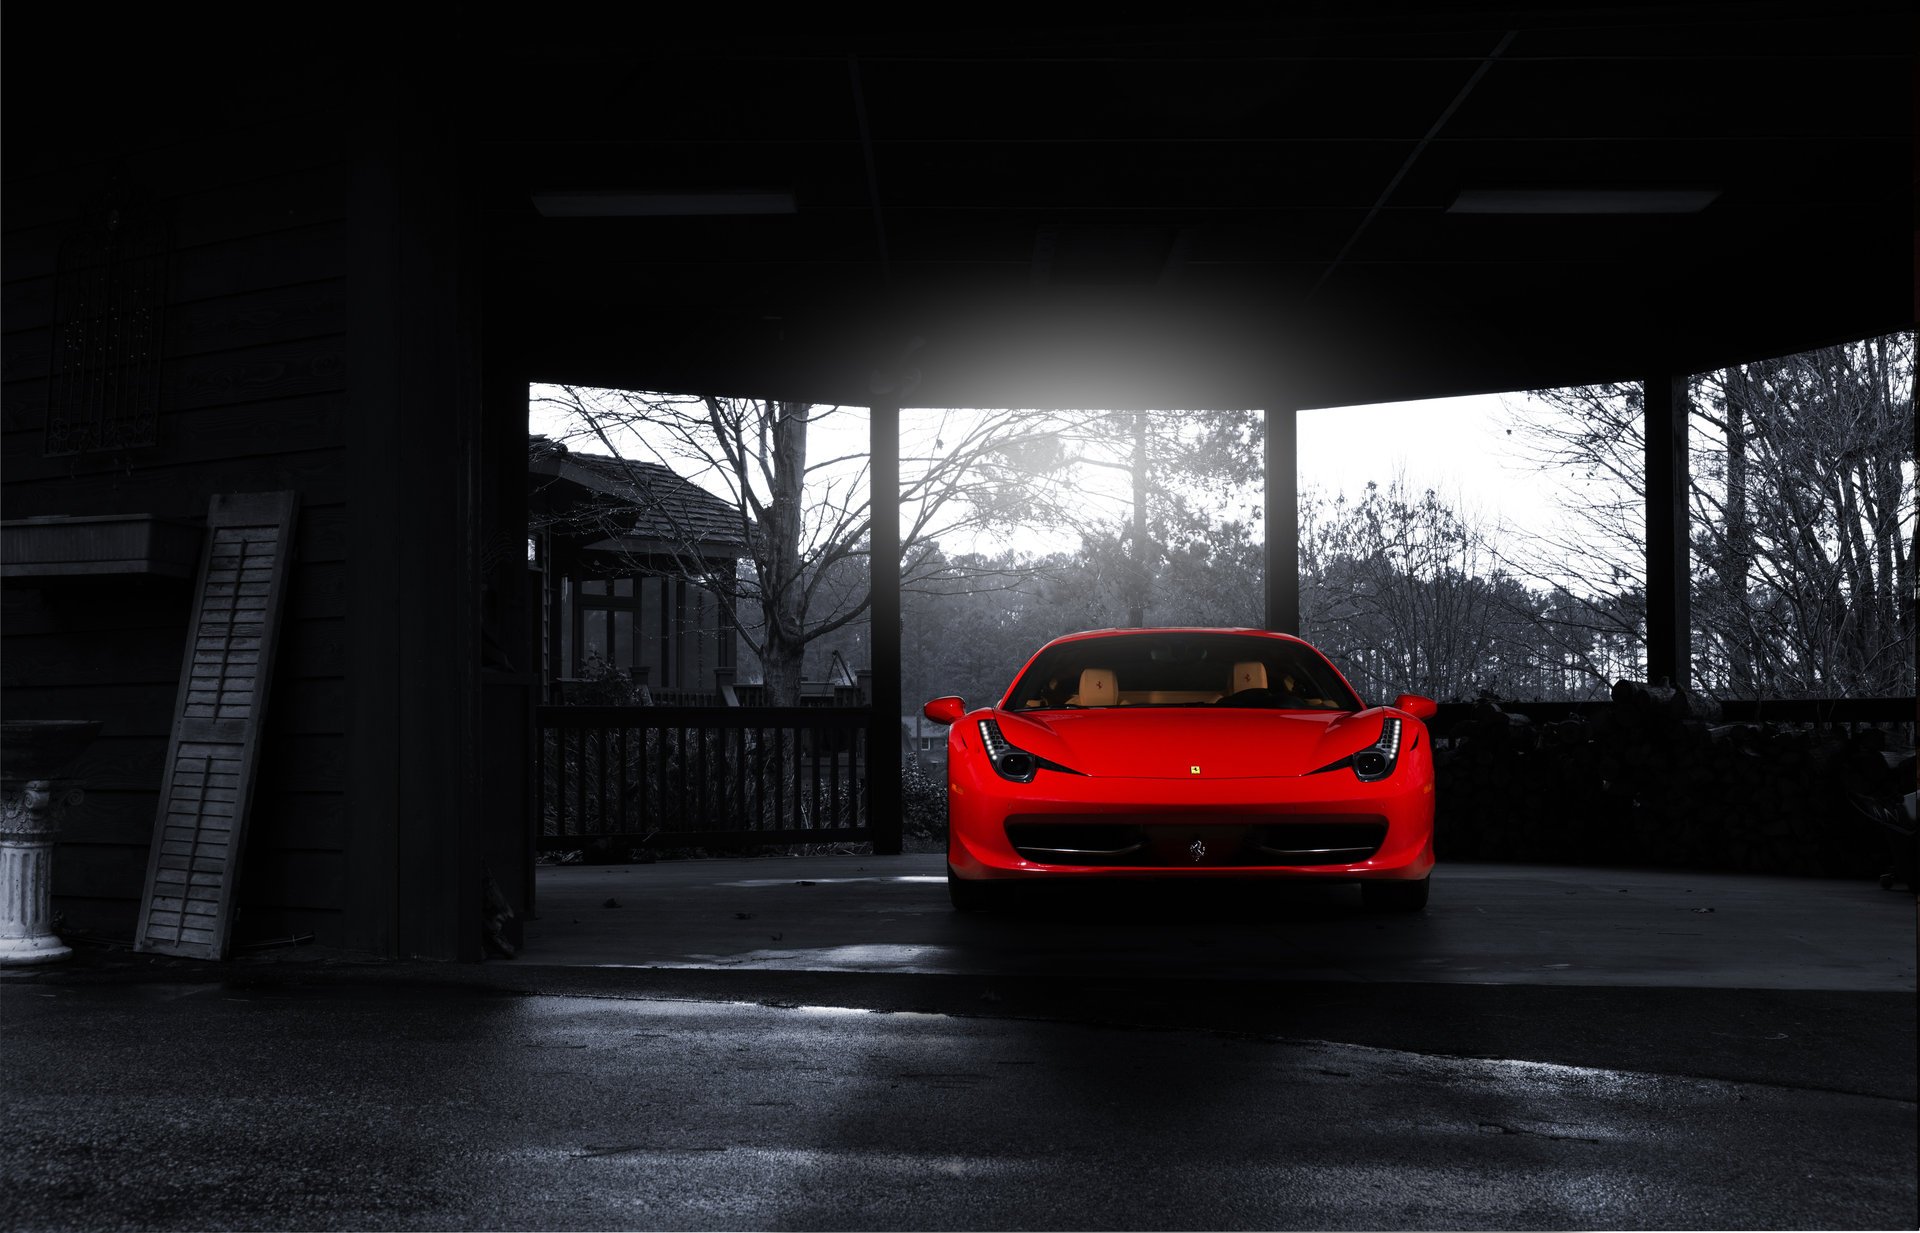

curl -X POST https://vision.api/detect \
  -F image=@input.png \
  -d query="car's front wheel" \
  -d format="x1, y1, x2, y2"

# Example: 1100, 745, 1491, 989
947, 866, 998, 912
1361, 877, 1430, 913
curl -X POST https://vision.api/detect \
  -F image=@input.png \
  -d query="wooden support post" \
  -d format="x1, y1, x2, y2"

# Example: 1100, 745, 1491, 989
345, 80, 481, 960
1264, 405, 1300, 635
1644, 373, 1691, 689
868, 399, 904, 855
346, 95, 404, 959
480, 256, 536, 938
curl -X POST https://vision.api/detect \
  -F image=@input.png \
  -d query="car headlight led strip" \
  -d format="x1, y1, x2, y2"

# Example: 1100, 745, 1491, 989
1311, 717, 1402, 782
977, 719, 1082, 783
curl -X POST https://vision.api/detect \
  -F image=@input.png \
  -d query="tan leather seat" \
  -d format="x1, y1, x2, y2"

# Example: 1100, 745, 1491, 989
1230, 661, 1268, 693
1076, 668, 1119, 706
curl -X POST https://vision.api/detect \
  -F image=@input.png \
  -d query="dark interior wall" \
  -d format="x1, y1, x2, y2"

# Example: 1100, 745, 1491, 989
3, 17, 496, 957
2, 108, 355, 944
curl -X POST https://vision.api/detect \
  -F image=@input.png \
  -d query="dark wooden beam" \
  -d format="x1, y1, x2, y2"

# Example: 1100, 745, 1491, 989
346, 82, 483, 960
345, 94, 404, 959
868, 399, 903, 855
1644, 373, 1690, 689
1264, 405, 1299, 636
480, 242, 537, 942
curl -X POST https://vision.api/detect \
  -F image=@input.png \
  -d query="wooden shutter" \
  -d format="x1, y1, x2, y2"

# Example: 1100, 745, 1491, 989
135, 491, 298, 959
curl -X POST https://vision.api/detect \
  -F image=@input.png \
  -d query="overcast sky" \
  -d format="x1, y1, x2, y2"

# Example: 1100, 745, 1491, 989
1299, 392, 1577, 540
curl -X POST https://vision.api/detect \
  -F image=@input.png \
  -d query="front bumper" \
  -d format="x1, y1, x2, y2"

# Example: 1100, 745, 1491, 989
947, 758, 1435, 882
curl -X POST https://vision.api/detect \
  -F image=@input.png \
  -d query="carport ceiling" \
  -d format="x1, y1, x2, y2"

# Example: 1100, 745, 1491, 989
479, 5, 1910, 408
12, 6, 1905, 411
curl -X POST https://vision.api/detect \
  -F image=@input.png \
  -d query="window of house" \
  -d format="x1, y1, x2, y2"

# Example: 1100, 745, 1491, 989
550, 567, 739, 691
614, 610, 634, 668
572, 574, 641, 677
581, 609, 608, 665
642, 577, 663, 683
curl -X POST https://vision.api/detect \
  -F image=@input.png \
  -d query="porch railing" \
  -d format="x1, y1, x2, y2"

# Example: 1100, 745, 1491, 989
536, 705, 871, 850
1430, 694, 1915, 736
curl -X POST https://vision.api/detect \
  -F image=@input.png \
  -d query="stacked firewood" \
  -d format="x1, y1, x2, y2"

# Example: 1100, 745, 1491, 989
1432, 681, 1906, 878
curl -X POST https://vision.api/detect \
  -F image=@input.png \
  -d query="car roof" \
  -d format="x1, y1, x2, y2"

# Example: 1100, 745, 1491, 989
1038, 627, 1313, 650
996, 627, 1358, 712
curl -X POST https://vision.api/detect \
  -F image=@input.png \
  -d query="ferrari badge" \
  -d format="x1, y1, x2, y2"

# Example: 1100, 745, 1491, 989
1189, 838, 1206, 862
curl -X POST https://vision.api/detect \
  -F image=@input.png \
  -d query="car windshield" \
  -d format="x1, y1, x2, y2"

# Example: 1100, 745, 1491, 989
1004, 632, 1362, 712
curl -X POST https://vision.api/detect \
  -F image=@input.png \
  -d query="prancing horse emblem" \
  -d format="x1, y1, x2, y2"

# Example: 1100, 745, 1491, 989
1189, 838, 1207, 862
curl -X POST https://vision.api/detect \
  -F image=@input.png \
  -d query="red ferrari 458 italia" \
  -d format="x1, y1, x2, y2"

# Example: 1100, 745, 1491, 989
924, 627, 1438, 912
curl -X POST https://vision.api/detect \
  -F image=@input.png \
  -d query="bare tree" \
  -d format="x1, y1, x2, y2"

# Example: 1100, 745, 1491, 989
1489, 382, 1652, 689
1690, 335, 1915, 697
533, 386, 1082, 704
1506, 331, 1915, 699
1300, 474, 1579, 701
1046, 408, 1265, 626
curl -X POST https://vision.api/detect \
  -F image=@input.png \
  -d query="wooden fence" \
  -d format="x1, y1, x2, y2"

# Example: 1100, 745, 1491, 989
535, 705, 877, 850
1430, 694, 1915, 736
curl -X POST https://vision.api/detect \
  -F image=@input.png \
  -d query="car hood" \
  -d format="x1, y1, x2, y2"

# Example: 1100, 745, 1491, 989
990, 707, 1394, 779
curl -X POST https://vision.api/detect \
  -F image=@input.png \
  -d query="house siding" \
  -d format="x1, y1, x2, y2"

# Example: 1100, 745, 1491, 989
1, 108, 355, 945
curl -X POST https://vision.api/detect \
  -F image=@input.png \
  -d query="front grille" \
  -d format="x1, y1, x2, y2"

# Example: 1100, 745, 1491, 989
1005, 816, 1387, 867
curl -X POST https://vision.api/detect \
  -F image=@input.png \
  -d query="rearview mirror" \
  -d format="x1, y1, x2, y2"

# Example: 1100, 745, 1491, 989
1393, 693, 1439, 721
922, 696, 966, 725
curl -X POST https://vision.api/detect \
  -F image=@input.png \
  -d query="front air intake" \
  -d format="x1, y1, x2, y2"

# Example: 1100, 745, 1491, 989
1004, 816, 1389, 867
1006, 822, 1148, 863
1251, 821, 1387, 864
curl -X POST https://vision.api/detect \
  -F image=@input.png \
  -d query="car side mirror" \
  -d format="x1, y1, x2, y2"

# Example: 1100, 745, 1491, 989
1393, 693, 1439, 721
922, 696, 966, 725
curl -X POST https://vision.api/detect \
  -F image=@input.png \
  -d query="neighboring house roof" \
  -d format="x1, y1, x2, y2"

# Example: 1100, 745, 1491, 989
530, 435, 746, 556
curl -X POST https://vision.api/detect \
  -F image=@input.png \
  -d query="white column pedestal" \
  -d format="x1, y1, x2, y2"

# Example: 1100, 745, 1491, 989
0, 779, 79, 965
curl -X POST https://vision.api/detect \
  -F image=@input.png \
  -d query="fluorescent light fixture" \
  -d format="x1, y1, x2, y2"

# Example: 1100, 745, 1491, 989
1448, 188, 1720, 215
533, 189, 797, 218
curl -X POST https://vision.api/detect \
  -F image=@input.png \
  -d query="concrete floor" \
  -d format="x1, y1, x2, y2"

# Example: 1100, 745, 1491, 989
4, 979, 1912, 1231
3, 855, 1914, 1230
525, 854, 1916, 991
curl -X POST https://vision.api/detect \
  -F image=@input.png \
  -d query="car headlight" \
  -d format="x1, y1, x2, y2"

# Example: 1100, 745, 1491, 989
1311, 717, 1403, 781
1352, 717, 1402, 781
978, 719, 1038, 783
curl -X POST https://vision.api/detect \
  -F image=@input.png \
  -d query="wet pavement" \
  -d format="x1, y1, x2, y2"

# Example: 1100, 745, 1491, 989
2, 856, 1915, 1230
525, 855, 1917, 991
